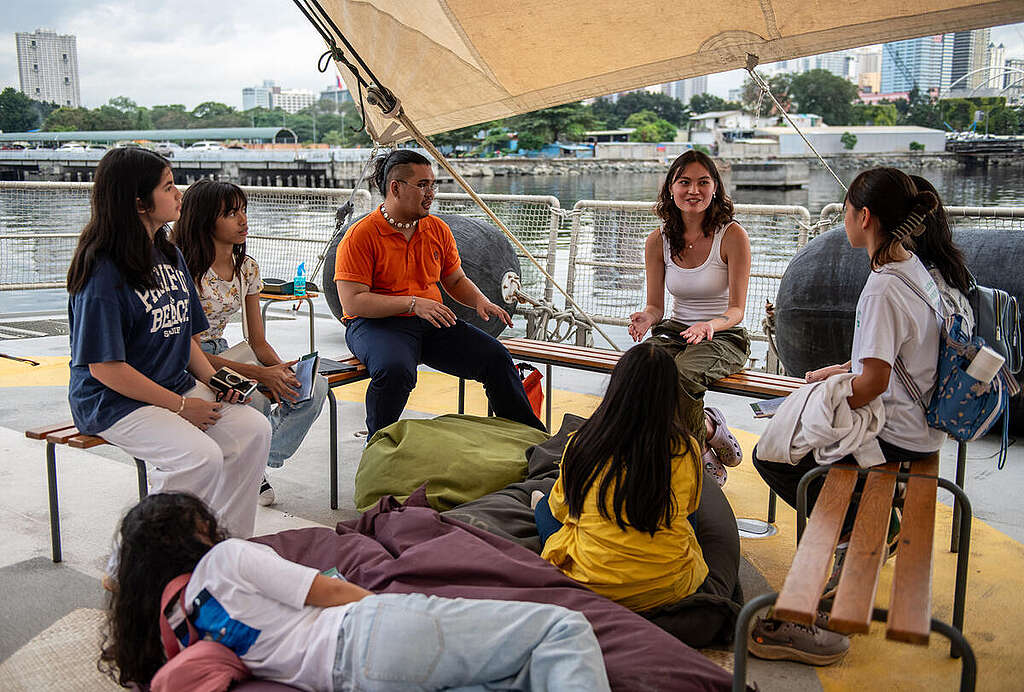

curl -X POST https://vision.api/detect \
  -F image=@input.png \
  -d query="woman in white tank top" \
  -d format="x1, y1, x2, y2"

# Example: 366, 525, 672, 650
628, 151, 752, 485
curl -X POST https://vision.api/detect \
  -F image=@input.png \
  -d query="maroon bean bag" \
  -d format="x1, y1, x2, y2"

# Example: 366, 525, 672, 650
237, 486, 740, 692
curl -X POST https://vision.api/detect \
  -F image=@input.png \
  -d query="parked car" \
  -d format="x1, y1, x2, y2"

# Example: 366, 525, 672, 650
188, 140, 226, 151
154, 141, 184, 157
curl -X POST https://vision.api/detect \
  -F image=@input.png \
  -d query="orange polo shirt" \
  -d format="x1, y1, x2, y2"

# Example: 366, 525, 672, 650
334, 208, 461, 319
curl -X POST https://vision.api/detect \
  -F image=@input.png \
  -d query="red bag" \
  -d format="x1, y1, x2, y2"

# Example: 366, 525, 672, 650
151, 573, 250, 692
515, 363, 544, 419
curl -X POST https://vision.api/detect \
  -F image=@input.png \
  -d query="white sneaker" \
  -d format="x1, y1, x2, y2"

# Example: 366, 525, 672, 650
258, 476, 277, 506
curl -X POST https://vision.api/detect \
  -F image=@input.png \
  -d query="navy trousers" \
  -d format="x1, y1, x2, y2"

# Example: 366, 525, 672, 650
345, 316, 546, 437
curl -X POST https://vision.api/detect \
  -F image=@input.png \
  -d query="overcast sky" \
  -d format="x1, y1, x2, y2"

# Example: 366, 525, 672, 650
3, 2, 1024, 111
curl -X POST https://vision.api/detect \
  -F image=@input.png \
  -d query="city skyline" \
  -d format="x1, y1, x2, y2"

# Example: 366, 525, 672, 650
2, 1, 1024, 112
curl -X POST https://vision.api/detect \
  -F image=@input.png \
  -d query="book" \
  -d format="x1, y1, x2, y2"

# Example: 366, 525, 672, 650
750, 396, 787, 419
318, 357, 358, 375
293, 352, 320, 403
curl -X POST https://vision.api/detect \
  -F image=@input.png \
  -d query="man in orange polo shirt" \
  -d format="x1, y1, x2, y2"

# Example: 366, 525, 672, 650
335, 150, 545, 437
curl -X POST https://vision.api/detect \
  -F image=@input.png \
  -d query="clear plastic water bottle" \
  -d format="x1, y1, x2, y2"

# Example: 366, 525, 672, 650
294, 262, 306, 296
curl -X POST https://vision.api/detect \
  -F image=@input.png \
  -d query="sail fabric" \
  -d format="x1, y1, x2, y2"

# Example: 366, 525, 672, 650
315, 0, 1024, 143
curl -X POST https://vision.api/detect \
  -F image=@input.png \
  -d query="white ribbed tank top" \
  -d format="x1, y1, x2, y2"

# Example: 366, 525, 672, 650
662, 225, 730, 324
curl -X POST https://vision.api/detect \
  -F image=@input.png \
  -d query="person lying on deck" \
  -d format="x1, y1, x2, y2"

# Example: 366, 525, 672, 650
334, 149, 545, 439
99, 492, 611, 691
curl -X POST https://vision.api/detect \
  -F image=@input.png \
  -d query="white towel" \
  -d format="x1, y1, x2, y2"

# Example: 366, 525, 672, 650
757, 373, 887, 468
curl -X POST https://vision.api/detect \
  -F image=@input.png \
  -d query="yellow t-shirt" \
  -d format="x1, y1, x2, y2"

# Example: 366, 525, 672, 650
540, 436, 709, 612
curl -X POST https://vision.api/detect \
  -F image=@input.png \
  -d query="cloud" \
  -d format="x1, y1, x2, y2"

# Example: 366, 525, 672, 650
3, 0, 335, 109
2, 5, 1023, 108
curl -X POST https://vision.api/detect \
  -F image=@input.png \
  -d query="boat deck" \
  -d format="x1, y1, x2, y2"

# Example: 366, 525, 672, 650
1, 293, 1022, 691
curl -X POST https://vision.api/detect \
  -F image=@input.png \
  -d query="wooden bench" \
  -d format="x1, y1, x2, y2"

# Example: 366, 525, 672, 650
26, 422, 148, 563
27, 353, 367, 563
494, 337, 806, 525
731, 455, 977, 691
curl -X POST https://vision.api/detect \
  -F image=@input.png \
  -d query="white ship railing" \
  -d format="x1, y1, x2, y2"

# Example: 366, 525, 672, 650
2, 182, 1021, 341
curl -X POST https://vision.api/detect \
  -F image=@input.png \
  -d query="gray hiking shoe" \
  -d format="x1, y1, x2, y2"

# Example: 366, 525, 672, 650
749, 617, 850, 666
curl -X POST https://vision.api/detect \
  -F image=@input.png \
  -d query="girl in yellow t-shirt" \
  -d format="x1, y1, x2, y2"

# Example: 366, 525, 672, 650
535, 340, 711, 612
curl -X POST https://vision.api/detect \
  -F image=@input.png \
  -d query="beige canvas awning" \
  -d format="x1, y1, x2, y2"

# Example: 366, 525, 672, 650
312, 0, 1024, 142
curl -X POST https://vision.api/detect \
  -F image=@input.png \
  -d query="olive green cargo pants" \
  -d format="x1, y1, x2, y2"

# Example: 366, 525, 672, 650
649, 319, 751, 449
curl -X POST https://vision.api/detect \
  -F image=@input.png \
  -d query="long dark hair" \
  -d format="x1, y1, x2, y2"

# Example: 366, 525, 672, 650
172, 180, 248, 285
907, 175, 972, 293
560, 341, 698, 535
67, 147, 177, 294
655, 150, 735, 259
370, 149, 431, 196
845, 167, 938, 270
99, 493, 225, 686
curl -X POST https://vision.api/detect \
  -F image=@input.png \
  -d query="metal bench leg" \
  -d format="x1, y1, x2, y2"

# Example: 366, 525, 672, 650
545, 364, 552, 431
767, 489, 777, 524
868, 607, 975, 691
950, 441, 967, 553
134, 459, 148, 500
732, 591, 777, 692
795, 465, 831, 544
328, 388, 338, 510
938, 477, 973, 659
458, 378, 465, 414
303, 296, 315, 353
46, 442, 62, 563
931, 618, 977, 692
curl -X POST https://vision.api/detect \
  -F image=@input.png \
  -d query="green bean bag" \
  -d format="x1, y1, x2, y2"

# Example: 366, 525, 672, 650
354, 414, 550, 512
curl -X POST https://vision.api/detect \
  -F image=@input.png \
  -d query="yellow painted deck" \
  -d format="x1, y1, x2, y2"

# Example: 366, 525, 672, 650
1, 355, 1020, 691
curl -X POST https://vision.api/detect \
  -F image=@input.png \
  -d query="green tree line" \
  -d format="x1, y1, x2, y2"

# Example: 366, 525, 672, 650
739, 69, 1024, 134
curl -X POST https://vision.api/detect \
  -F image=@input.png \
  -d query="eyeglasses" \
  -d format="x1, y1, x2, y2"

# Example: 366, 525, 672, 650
397, 179, 439, 193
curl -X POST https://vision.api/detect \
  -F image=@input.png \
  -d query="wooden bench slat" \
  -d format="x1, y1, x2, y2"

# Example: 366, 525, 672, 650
775, 466, 859, 625
829, 464, 900, 634
45, 427, 86, 445
325, 355, 369, 387
66, 434, 108, 449
887, 454, 939, 645
26, 421, 76, 440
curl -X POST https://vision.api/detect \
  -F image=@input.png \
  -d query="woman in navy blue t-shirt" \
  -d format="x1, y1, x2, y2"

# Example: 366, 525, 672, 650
66, 147, 270, 540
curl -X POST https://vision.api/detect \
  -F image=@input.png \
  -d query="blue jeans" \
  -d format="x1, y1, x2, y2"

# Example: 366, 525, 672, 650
331, 593, 609, 692
201, 338, 328, 468
344, 316, 545, 437
534, 493, 700, 548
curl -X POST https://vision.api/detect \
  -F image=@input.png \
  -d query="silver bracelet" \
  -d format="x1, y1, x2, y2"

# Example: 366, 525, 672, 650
409, 296, 417, 313
174, 395, 186, 414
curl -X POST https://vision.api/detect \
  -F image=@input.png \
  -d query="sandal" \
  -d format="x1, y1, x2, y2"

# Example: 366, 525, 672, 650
705, 407, 743, 467
702, 448, 728, 486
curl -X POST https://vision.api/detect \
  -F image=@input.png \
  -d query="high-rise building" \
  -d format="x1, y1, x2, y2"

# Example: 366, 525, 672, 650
242, 80, 277, 111
319, 84, 353, 106
942, 29, 992, 92
274, 88, 315, 114
985, 43, 1006, 90
660, 76, 708, 104
1004, 57, 1024, 105
856, 46, 882, 93
762, 49, 858, 81
15, 28, 81, 108
880, 35, 944, 93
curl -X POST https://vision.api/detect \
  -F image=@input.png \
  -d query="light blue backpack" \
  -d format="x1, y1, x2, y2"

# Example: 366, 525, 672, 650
887, 269, 1021, 468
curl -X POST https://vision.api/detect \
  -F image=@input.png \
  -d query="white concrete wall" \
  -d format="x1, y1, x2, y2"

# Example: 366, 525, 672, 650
777, 130, 945, 154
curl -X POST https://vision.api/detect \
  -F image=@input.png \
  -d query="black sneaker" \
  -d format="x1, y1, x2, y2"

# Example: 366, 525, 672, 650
749, 616, 850, 666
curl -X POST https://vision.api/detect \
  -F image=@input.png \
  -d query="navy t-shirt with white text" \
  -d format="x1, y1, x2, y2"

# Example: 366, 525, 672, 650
68, 248, 208, 434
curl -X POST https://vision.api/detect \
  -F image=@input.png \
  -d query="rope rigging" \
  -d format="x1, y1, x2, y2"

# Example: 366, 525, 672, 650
291, 0, 622, 351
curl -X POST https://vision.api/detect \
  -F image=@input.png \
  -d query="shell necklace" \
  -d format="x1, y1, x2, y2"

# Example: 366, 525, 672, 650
380, 204, 417, 229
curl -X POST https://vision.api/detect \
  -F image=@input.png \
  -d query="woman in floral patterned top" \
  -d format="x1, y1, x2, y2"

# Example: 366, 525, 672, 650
172, 180, 328, 506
